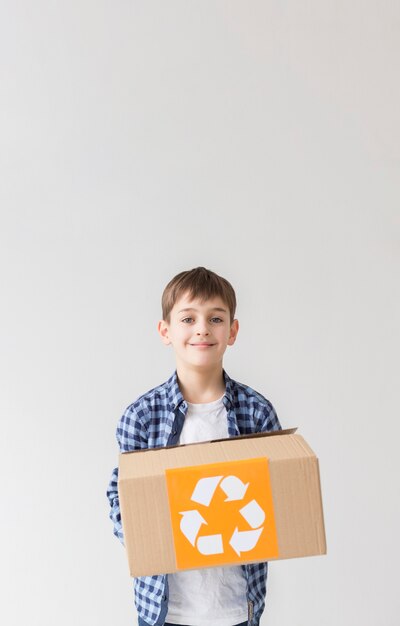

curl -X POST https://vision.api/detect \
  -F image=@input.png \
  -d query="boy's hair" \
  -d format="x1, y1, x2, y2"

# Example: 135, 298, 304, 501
162, 267, 237, 323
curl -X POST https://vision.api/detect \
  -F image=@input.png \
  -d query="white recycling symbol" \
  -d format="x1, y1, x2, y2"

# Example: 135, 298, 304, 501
179, 475, 265, 556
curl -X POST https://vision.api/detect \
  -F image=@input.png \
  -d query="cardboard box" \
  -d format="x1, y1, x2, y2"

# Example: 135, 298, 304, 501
118, 429, 326, 577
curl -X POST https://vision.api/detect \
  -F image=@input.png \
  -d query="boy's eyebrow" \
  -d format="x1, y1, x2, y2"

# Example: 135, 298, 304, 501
177, 307, 228, 314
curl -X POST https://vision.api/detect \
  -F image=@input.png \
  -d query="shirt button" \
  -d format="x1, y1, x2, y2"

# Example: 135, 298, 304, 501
172, 430, 177, 435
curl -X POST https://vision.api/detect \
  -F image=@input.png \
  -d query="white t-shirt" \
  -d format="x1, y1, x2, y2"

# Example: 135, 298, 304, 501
166, 396, 248, 626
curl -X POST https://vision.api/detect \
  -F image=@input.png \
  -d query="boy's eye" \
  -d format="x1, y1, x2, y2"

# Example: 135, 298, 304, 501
210, 317, 223, 323
181, 317, 194, 323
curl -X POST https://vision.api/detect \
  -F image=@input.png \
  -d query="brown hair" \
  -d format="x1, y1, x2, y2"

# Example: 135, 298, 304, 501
161, 267, 237, 323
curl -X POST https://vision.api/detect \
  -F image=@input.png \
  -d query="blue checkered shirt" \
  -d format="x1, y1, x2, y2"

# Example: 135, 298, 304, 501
107, 370, 281, 626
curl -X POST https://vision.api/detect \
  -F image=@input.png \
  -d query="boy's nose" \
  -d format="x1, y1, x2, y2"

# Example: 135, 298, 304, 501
196, 324, 209, 335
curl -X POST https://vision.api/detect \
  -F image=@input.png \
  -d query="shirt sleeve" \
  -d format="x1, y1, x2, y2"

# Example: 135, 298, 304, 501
258, 400, 282, 433
106, 403, 148, 545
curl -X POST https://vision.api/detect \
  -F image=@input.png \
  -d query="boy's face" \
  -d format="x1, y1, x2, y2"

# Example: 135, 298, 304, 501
158, 293, 239, 372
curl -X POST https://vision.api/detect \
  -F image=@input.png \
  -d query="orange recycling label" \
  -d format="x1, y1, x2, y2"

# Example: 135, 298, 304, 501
165, 457, 279, 570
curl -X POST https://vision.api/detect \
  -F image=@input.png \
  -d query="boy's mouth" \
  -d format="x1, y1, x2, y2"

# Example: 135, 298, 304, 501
189, 343, 215, 347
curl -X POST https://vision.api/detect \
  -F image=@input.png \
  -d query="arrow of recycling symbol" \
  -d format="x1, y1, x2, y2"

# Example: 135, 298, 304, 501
179, 510, 224, 555
229, 527, 263, 556
179, 510, 207, 546
190, 475, 249, 505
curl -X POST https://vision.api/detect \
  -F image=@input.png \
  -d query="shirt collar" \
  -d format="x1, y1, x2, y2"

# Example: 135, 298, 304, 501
222, 369, 234, 409
167, 371, 185, 411
167, 369, 234, 411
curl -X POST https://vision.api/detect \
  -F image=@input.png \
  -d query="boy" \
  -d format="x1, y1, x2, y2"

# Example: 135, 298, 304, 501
107, 267, 281, 626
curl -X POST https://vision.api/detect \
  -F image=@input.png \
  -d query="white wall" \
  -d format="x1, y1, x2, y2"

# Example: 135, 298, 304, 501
1, 2, 399, 625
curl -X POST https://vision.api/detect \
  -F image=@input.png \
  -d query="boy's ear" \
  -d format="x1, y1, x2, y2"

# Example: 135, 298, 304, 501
158, 320, 171, 345
227, 319, 239, 346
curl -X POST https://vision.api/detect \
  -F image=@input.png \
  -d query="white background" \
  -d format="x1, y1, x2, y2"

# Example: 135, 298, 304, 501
1, 2, 399, 625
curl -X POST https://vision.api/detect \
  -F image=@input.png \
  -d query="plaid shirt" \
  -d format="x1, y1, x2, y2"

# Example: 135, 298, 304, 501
107, 370, 281, 626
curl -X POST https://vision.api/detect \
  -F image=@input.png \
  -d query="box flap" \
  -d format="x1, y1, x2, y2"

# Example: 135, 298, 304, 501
118, 431, 318, 482
121, 427, 298, 458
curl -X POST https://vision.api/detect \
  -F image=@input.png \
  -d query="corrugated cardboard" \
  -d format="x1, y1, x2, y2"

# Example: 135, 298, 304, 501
118, 429, 326, 577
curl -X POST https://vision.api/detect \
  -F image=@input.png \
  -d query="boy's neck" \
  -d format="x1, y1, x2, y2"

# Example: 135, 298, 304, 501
176, 365, 226, 404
